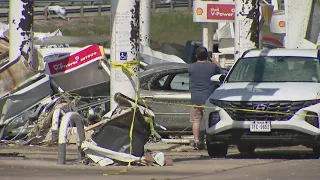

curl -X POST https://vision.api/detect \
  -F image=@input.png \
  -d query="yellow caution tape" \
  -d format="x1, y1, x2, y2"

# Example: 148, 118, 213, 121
110, 60, 140, 76
104, 60, 147, 176
103, 94, 138, 176
139, 99, 318, 118
142, 99, 155, 136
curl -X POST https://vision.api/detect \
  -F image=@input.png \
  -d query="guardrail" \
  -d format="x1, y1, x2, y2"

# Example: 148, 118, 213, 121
0, 0, 108, 7
0, 1, 192, 20
0, 0, 190, 7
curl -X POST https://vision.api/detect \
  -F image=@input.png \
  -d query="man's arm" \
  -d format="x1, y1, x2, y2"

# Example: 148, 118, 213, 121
209, 57, 221, 68
209, 58, 222, 74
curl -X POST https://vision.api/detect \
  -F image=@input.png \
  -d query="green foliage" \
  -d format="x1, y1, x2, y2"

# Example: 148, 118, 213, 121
33, 12, 202, 46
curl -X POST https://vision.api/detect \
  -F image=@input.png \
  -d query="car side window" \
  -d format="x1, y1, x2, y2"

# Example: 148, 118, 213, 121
149, 74, 169, 90
144, 68, 189, 91
159, 75, 169, 86
170, 73, 189, 91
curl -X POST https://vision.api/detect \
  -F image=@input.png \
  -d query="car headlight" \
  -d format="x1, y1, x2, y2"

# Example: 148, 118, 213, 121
209, 112, 220, 127
305, 112, 319, 128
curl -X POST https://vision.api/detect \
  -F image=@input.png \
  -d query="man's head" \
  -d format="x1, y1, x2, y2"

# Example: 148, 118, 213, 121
196, 46, 208, 61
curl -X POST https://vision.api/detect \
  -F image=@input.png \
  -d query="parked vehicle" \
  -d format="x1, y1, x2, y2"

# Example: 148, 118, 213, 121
140, 62, 229, 137
205, 49, 320, 157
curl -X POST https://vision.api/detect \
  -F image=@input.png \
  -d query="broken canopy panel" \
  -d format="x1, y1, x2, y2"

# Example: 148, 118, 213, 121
140, 45, 186, 65
0, 75, 52, 126
45, 45, 110, 92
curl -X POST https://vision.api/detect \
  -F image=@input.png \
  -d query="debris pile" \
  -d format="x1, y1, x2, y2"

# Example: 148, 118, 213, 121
0, 22, 186, 167
0, 22, 9, 53
81, 93, 173, 167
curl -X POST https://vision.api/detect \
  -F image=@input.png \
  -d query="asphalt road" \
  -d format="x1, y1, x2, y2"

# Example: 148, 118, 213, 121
0, 144, 319, 180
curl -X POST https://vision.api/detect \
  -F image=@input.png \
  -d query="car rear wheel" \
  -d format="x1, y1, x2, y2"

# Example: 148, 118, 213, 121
206, 139, 228, 158
237, 143, 256, 154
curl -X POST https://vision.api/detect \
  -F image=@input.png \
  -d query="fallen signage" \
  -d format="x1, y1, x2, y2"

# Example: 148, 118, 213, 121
45, 45, 105, 77
193, 1, 235, 23
81, 93, 172, 167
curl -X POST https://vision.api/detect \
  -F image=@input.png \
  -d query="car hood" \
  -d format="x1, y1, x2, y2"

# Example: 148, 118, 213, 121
211, 82, 320, 101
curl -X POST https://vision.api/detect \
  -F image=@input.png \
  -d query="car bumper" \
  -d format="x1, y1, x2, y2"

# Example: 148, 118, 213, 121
206, 129, 320, 146
204, 106, 320, 145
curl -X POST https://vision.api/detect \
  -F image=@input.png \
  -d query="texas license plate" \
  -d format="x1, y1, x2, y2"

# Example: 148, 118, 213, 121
250, 121, 271, 132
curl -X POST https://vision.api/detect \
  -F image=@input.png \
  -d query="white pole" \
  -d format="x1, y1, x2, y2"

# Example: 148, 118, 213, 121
234, 0, 260, 61
208, 23, 214, 52
58, 112, 85, 165
9, 0, 34, 64
271, 0, 279, 10
140, 0, 151, 47
202, 23, 209, 49
110, 0, 140, 109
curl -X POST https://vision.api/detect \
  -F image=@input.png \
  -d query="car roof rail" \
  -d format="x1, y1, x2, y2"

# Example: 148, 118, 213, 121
241, 48, 260, 58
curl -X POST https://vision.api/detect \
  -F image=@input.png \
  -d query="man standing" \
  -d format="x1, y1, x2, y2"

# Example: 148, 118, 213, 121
188, 46, 221, 150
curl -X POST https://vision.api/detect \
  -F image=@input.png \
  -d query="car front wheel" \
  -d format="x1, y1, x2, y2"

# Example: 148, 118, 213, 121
206, 139, 228, 158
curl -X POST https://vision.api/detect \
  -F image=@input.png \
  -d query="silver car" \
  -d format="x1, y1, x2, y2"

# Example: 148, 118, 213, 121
140, 62, 229, 137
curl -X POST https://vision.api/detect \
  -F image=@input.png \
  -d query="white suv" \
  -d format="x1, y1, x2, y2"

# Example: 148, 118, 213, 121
205, 49, 320, 157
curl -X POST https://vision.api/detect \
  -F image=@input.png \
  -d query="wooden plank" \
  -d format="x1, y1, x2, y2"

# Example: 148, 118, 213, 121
80, 5, 84, 17
188, 0, 192, 12
98, 4, 101, 16
152, 1, 156, 12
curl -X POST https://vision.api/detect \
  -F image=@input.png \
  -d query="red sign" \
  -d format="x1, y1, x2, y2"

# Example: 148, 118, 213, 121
47, 45, 104, 75
207, 4, 235, 21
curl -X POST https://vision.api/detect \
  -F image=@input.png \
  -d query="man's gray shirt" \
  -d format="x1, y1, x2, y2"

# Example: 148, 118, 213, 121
188, 61, 221, 105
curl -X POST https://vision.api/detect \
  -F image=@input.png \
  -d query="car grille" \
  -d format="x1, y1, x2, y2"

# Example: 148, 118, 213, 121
211, 100, 315, 121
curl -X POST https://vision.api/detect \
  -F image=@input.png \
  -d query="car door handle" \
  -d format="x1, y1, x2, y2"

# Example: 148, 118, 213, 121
143, 95, 154, 100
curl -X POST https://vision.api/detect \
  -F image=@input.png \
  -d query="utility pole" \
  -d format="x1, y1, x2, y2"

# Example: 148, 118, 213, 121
234, 0, 260, 61
8, 0, 36, 88
271, 0, 279, 10
140, 0, 151, 47
9, 0, 34, 64
202, 23, 209, 50
110, 0, 140, 109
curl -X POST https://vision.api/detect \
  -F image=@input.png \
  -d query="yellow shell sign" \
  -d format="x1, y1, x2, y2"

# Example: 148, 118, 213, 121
196, 8, 203, 15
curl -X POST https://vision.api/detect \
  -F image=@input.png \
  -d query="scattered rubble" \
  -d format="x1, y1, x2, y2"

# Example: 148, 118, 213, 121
80, 93, 173, 167
0, 21, 190, 167
45, 5, 68, 20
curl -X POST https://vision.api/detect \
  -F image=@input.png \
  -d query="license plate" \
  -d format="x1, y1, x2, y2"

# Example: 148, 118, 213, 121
250, 121, 271, 132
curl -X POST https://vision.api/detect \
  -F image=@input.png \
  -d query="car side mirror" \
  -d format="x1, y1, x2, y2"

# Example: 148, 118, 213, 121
211, 74, 226, 83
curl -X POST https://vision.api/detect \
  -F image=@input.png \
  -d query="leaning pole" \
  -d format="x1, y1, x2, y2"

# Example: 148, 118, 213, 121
234, 0, 260, 61
110, 0, 140, 109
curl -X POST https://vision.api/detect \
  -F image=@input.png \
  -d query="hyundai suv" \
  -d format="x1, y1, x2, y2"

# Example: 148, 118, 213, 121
205, 49, 320, 157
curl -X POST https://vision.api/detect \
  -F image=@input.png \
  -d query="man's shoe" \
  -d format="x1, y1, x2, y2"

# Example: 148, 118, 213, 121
193, 141, 206, 150
198, 142, 206, 150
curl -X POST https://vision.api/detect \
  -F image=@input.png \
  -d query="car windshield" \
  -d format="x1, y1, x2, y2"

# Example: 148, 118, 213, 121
226, 56, 320, 83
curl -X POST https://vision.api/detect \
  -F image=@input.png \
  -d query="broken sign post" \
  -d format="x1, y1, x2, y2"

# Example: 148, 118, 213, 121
81, 93, 172, 167
110, 0, 140, 109
234, 0, 260, 61
9, 0, 34, 65
140, 0, 151, 47
3, 0, 38, 98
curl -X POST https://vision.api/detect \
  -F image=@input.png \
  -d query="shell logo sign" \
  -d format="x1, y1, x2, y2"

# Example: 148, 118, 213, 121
196, 8, 203, 15
193, 1, 235, 23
